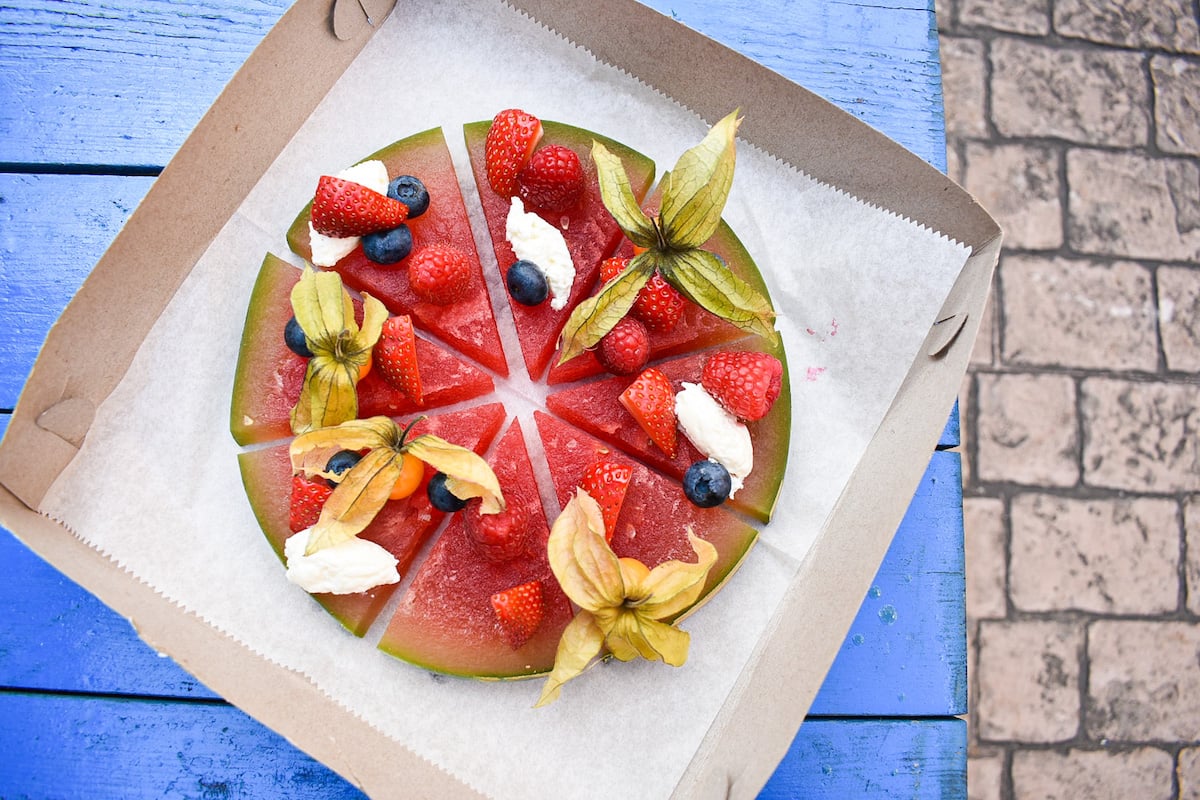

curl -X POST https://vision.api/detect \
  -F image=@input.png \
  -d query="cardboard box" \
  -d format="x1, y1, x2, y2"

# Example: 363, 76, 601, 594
0, 1, 999, 796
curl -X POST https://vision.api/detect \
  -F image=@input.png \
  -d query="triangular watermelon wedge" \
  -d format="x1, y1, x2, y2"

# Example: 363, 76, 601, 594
463, 119, 656, 380
378, 419, 574, 678
238, 403, 507, 637
286, 127, 508, 376
545, 344, 790, 523
230, 253, 496, 446
545, 187, 774, 385
533, 411, 758, 616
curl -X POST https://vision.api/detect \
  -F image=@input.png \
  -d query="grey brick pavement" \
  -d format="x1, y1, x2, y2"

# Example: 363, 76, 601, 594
936, 2, 1200, 797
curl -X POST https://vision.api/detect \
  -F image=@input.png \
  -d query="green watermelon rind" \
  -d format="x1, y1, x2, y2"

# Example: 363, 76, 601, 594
230, 253, 296, 447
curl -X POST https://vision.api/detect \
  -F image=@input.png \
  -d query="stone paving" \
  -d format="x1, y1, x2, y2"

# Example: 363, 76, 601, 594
936, 1, 1200, 797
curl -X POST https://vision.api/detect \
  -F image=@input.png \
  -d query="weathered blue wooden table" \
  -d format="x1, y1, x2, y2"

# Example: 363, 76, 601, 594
0, 1, 966, 796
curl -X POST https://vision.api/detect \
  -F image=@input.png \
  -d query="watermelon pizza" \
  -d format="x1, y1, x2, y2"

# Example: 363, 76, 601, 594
230, 109, 790, 701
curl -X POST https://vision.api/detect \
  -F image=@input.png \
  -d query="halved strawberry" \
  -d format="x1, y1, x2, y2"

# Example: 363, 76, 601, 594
580, 459, 632, 542
311, 176, 409, 238
289, 474, 332, 533
484, 109, 543, 198
599, 256, 629, 284
632, 272, 686, 333
375, 315, 423, 405
517, 144, 585, 212
701, 351, 784, 422
490, 580, 545, 650
619, 367, 678, 459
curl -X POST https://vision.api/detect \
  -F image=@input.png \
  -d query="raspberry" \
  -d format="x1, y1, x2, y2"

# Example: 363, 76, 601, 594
595, 316, 650, 376
700, 351, 784, 422
484, 109, 543, 198
407, 245, 473, 305
465, 493, 531, 562
517, 144, 585, 212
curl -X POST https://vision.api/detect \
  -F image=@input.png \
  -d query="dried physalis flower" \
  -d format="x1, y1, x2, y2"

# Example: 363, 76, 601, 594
290, 416, 504, 556
557, 110, 778, 365
536, 489, 717, 706
288, 267, 387, 435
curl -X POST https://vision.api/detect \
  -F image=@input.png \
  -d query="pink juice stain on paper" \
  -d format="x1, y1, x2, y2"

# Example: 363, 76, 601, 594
805, 367, 826, 382
804, 318, 840, 341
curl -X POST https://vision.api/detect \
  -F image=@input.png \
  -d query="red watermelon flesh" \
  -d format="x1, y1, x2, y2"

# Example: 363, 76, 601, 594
286, 128, 508, 376
533, 411, 758, 614
238, 403, 507, 637
545, 344, 790, 523
463, 119, 656, 380
230, 253, 495, 446
378, 419, 574, 678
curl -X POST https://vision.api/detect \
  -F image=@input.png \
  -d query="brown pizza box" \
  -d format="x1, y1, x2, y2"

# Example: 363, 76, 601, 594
0, 1, 1000, 797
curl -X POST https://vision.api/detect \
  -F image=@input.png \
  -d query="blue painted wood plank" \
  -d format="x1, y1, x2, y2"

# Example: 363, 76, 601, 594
762, 718, 967, 799
0, 173, 156, 409
0, 0, 292, 167
0, 691, 367, 799
0, 451, 964, 715
0, 524, 219, 699
0, 691, 964, 799
812, 450, 966, 716
0, 0, 945, 170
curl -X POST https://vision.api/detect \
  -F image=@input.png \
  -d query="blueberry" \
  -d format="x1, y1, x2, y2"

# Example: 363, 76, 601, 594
324, 449, 363, 487
362, 224, 413, 265
284, 316, 313, 358
427, 472, 467, 512
683, 460, 732, 508
387, 175, 429, 218
506, 259, 549, 306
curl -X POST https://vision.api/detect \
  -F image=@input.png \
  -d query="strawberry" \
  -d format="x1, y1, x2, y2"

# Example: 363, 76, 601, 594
595, 316, 650, 376
407, 245, 473, 306
465, 492, 531, 562
289, 474, 332, 533
600, 258, 685, 333
701, 351, 784, 422
375, 315, 423, 405
580, 460, 632, 543
599, 256, 629, 284
484, 108, 543, 198
619, 367, 678, 458
631, 272, 686, 333
310, 175, 408, 238
490, 580, 544, 649
517, 144, 585, 212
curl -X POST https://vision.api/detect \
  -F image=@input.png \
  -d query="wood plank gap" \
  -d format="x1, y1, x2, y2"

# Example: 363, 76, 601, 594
0, 162, 162, 177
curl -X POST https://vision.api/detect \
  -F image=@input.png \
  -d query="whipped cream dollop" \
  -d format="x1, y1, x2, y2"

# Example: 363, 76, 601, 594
308, 159, 391, 267
504, 197, 575, 310
674, 382, 753, 498
284, 526, 400, 595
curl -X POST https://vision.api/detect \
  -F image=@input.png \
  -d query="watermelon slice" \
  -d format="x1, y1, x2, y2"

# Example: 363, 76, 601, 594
533, 411, 758, 614
230, 253, 495, 446
239, 404, 506, 636
545, 345, 790, 523
545, 192, 774, 385
463, 119, 656, 380
378, 419, 575, 678
286, 127, 508, 376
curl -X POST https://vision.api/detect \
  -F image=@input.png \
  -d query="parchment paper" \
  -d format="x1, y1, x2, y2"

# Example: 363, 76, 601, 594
40, 2, 968, 797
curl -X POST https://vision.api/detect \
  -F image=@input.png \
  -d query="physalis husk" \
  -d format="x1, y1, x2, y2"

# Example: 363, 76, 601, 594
290, 416, 504, 556
289, 267, 387, 435
557, 110, 778, 364
536, 489, 717, 706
